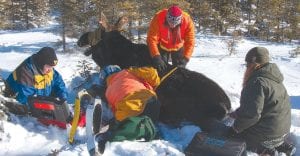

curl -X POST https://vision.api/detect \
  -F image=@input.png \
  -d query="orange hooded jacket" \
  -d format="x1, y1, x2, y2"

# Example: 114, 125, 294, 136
147, 9, 195, 59
105, 67, 160, 121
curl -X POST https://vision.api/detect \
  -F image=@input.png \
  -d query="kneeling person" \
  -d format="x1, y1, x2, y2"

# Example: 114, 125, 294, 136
4, 47, 68, 116
228, 47, 296, 156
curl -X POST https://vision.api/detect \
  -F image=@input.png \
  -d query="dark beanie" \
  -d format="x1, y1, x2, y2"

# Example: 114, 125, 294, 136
245, 47, 269, 64
33, 47, 58, 69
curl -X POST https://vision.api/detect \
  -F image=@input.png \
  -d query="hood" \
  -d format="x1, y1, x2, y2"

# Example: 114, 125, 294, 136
250, 63, 284, 83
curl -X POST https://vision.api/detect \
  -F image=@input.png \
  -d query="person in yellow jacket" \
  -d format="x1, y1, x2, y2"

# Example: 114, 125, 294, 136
90, 65, 161, 123
88, 65, 161, 154
147, 5, 195, 72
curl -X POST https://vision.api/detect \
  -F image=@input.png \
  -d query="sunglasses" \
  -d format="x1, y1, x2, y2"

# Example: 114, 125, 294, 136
167, 14, 182, 26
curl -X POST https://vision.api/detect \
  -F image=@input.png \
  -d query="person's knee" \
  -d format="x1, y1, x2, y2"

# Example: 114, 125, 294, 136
3, 81, 16, 98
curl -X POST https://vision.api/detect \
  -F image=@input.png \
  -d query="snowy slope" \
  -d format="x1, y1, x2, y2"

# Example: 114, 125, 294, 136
0, 25, 299, 156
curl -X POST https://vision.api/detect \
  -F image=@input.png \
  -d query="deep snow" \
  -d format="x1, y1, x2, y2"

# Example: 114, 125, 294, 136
0, 22, 299, 156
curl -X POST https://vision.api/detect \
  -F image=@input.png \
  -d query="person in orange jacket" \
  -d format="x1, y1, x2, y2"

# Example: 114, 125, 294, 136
88, 65, 161, 154
89, 65, 161, 123
147, 5, 195, 72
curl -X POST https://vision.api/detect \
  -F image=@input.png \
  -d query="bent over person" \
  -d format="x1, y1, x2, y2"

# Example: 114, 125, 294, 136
91, 65, 161, 123
147, 5, 195, 72
228, 47, 296, 156
4, 47, 68, 115
88, 65, 161, 154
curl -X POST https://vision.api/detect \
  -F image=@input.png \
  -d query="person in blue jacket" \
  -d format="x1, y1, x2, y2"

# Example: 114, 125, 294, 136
4, 47, 68, 114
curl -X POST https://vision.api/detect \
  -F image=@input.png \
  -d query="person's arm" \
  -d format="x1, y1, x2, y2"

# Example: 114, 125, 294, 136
147, 14, 161, 57
182, 13, 195, 59
233, 80, 265, 133
52, 70, 68, 102
127, 67, 160, 88
16, 84, 35, 105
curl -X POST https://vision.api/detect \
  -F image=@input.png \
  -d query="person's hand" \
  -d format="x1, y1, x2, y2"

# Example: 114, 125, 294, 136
229, 111, 238, 119
66, 113, 74, 123
152, 55, 167, 72
229, 108, 239, 119
177, 57, 189, 67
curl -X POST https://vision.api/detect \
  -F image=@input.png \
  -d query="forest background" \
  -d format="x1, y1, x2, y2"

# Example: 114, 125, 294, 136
1, 0, 299, 53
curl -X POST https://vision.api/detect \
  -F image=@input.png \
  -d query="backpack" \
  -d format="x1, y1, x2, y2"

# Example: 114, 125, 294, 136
110, 115, 156, 142
184, 131, 247, 156
27, 96, 70, 129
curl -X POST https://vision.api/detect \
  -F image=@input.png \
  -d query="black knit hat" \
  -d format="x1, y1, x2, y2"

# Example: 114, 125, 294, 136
245, 47, 269, 64
33, 47, 58, 69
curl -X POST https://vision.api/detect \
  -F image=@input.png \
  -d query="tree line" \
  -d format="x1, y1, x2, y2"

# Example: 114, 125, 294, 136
0, 0, 299, 44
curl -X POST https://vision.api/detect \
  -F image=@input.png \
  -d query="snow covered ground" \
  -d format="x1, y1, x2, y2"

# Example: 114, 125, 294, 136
0, 23, 299, 156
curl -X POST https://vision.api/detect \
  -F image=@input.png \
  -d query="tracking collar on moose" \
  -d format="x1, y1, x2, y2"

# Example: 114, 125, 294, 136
77, 15, 231, 132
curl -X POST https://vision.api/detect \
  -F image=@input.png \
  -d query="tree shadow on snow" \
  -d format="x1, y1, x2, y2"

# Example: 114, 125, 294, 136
0, 41, 60, 53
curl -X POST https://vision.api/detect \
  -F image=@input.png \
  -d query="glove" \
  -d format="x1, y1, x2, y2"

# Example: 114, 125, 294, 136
57, 98, 66, 105
152, 55, 167, 72
66, 113, 74, 123
229, 108, 240, 119
87, 84, 106, 98
229, 111, 238, 119
176, 57, 189, 68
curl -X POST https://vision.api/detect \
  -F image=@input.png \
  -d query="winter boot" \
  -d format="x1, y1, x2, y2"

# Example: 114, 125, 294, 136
276, 142, 296, 156
95, 131, 112, 154
2, 81, 16, 98
3, 101, 28, 115
93, 104, 102, 134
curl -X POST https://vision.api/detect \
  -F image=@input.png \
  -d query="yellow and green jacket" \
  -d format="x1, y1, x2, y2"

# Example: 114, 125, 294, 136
6, 56, 67, 105
105, 67, 160, 121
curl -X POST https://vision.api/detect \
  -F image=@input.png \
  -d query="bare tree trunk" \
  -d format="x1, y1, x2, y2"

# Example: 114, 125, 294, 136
11, 1, 15, 24
247, 1, 251, 36
62, 22, 66, 52
138, 19, 142, 42
61, 0, 66, 52
25, 0, 29, 30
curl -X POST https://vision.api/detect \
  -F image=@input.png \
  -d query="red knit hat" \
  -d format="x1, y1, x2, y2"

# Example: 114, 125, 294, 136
168, 5, 182, 17
167, 5, 182, 27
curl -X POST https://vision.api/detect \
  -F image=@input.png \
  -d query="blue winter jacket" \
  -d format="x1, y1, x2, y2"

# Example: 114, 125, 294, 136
6, 56, 68, 106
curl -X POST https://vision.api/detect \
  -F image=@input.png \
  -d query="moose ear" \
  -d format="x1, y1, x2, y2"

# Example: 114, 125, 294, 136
99, 12, 129, 32
99, 12, 110, 31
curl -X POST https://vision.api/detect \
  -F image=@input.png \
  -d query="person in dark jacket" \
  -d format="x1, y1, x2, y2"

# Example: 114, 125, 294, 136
228, 47, 296, 156
4, 47, 68, 115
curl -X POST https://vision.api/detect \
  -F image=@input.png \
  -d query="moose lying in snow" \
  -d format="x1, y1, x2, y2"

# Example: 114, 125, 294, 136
77, 18, 231, 131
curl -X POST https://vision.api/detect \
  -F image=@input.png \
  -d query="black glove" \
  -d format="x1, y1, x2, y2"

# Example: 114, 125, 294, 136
57, 98, 67, 105
152, 55, 167, 72
96, 131, 112, 154
66, 113, 74, 123
229, 111, 238, 119
176, 57, 189, 68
